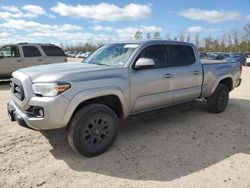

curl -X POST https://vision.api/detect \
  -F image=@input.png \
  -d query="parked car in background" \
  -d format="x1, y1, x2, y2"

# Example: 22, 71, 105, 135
65, 51, 74, 57
78, 52, 92, 59
75, 52, 85, 58
223, 53, 246, 65
0, 43, 66, 78
67, 51, 79, 58
244, 53, 250, 66
67, 51, 93, 58
201, 52, 230, 61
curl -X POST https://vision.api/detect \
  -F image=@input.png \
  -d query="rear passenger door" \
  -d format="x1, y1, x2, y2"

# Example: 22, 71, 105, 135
21, 46, 45, 67
166, 44, 203, 104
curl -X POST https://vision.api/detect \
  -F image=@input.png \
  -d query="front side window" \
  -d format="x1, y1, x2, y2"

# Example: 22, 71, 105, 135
22, 46, 41, 57
84, 43, 138, 67
167, 45, 196, 67
0, 46, 20, 57
136, 45, 167, 68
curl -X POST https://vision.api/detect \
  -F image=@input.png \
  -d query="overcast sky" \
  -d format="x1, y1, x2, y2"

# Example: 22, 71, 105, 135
0, 0, 249, 44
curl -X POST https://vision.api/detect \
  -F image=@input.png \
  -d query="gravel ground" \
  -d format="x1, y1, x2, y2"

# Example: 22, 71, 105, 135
0, 66, 249, 188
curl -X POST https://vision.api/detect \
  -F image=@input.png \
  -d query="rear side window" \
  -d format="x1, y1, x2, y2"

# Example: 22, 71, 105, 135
41, 46, 65, 56
136, 45, 167, 68
22, 46, 41, 57
167, 45, 196, 67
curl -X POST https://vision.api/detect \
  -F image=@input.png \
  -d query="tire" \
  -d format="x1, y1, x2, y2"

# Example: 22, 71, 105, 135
207, 84, 229, 113
67, 104, 118, 157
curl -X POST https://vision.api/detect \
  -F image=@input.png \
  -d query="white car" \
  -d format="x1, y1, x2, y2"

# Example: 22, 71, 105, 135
0, 43, 67, 78
246, 54, 250, 66
75, 52, 85, 58
79, 52, 92, 58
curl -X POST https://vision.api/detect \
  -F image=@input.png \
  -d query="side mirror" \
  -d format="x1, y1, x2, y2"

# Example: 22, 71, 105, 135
134, 58, 155, 69
0, 52, 3, 58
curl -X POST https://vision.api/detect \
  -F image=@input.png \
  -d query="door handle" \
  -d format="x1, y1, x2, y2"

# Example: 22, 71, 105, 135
38, 59, 43, 62
17, 59, 21, 63
193, 70, 200, 75
163, 73, 174, 78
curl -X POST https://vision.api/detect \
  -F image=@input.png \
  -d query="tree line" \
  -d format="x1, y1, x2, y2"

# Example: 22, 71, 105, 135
62, 23, 250, 52
60, 42, 102, 52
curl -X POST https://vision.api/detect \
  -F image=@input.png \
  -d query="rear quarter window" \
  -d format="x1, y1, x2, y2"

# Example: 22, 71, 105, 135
167, 45, 196, 67
41, 46, 65, 56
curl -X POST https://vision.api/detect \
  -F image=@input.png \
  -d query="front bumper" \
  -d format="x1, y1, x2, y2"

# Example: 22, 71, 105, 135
7, 100, 39, 130
7, 96, 70, 130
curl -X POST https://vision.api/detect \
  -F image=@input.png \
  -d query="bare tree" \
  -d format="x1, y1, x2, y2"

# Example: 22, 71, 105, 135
220, 34, 226, 51
186, 33, 191, 42
134, 31, 143, 40
153, 32, 161, 39
243, 23, 250, 41
194, 33, 200, 48
177, 31, 185, 41
165, 33, 171, 40
204, 35, 214, 51
226, 32, 233, 46
232, 29, 239, 45
146, 33, 152, 39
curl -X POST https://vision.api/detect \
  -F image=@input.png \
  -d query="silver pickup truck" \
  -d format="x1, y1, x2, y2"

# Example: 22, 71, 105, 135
7, 40, 242, 157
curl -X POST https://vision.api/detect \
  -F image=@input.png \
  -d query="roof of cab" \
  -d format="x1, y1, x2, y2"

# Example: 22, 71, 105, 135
110, 39, 195, 46
0, 43, 56, 46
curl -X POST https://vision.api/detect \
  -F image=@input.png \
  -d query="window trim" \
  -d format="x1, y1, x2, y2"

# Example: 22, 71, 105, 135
132, 44, 168, 70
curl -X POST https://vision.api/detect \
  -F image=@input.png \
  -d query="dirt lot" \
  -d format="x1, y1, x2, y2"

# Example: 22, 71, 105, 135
0, 67, 250, 188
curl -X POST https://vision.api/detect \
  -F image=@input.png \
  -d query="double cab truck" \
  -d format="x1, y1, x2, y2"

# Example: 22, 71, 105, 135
7, 40, 242, 157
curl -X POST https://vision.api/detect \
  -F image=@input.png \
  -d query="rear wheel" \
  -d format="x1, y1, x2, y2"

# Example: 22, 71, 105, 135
67, 104, 118, 157
207, 84, 229, 113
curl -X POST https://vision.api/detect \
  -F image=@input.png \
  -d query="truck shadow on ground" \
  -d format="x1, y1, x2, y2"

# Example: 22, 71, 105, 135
41, 98, 250, 181
0, 80, 10, 91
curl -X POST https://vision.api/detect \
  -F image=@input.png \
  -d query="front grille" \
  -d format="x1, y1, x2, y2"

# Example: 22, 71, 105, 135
10, 78, 25, 101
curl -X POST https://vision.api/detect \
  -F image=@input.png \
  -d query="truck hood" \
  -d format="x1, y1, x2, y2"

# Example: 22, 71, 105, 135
18, 62, 116, 82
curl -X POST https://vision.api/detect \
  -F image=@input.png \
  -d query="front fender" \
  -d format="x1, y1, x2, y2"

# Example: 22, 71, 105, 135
62, 86, 129, 126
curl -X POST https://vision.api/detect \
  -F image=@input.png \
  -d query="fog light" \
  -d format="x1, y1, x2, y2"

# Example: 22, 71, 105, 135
33, 107, 44, 118
38, 109, 44, 117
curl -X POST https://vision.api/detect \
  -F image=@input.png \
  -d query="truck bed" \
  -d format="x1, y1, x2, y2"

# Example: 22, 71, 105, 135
201, 60, 241, 98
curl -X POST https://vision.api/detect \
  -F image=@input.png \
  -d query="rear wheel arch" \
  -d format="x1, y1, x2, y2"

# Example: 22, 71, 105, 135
207, 83, 229, 113
218, 77, 233, 91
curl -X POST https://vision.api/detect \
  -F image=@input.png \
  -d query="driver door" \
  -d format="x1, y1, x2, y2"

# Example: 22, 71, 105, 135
0, 45, 23, 77
130, 44, 173, 113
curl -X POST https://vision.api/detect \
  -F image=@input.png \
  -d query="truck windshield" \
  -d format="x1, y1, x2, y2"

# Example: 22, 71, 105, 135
84, 43, 139, 67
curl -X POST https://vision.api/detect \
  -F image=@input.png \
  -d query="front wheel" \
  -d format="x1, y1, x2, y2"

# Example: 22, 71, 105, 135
67, 104, 118, 157
207, 84, 229, 113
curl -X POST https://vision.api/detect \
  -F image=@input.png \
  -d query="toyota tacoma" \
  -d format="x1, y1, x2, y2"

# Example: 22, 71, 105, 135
7, 40, 242, 157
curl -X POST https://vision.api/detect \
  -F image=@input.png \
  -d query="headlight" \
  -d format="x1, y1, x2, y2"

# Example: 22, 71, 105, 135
32, 82, 71, 97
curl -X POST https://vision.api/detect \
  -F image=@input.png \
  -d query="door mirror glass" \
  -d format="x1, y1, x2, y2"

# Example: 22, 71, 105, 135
134, 58, 155, 69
